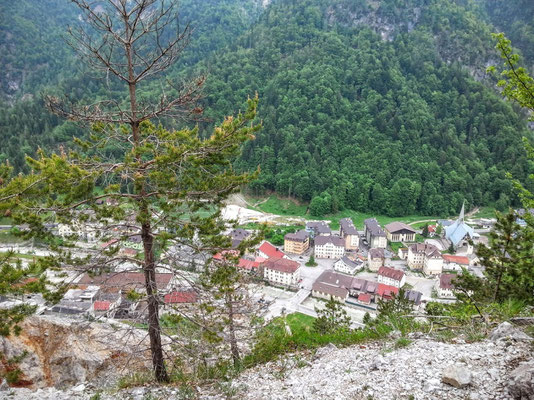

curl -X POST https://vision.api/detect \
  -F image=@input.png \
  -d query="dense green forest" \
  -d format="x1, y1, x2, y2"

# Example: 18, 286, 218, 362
0, 0, 533, 217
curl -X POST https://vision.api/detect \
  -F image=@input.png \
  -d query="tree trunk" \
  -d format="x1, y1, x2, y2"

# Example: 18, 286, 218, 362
226, 293, 241, 368
142, 221, 169, 382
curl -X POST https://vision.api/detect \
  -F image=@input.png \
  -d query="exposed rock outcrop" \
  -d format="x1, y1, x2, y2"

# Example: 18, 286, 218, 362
0, 315, 151, 389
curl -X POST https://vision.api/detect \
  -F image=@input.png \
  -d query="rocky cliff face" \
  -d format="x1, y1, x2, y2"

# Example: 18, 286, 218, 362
2, 321, 533, 399
0, 315, 151, 389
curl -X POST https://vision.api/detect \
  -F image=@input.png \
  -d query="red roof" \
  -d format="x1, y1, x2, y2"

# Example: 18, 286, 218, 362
442, 254, 470, 265
376, 284, 399, 299
358, 293, 371, 303
101, 239, 118, 248
213, 250, 239, 261
93, 301, 111, 311
263, 257, 300, 274
259, 241, 285, 259
378, 266, 405, 281
164, 291, 197, 304
238, 258, 262, 271
428, 225, 436, 233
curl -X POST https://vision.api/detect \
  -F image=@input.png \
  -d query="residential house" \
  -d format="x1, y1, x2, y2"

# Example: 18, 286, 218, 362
407, 243, 443, 275
363, 218, 387, 248
50, 285, 100, 316
333, 256, 363, 275
125, 235, 143, 251
229, 228, 251, 248
314, 235, 345, 259
258, 241, 286, 260
162, 289, 198, 313
339, 218, 359, 250
376, 284, 399, 300
367, 248, 385, 272
284, 229, 310, 254
377, 266, 406, 288
384, 222, 416, 242
398, 247, 408, 260
404, 290, 423, 309
78, 272, 173, 292
442, 254, 470, 271
263, 258, 300, 287
427, 225, 437, 237
311, 270, 353, 302
311, 282, 349, 303
237, 257, 264, 273
357, 293, 372, 305
436, 274, 457, 298
306, 221, 332, 238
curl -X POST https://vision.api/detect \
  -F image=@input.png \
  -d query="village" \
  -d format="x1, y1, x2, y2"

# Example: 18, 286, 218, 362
0, 200, 497, 327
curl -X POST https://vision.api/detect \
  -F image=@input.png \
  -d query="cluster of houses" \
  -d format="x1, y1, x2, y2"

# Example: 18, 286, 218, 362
311, 270, 422, 309
48, 271, 198, 319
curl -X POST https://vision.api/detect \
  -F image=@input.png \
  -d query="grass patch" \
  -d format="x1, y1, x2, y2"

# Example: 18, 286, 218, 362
243, 312, 403, 368
389, 242, 404, 254
248, 195, 441, 231
0, 232, 25, 244
394, 337, 412, 349
472, 206, 497, 219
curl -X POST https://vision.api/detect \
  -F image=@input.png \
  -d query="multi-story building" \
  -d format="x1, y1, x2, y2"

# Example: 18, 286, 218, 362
333, 256, 363, 275
314, 235, 345, 259
258, 241, 286, 260
339, 218, 359, 250
367, 248, 385, 272
363, 218, 387, 248
407, 243, 443, 275
377, 266, 406, 288
263, 258, 301, 287
306, 221, 332, 237
384, 222, 416, 242
284, 229, 310, 254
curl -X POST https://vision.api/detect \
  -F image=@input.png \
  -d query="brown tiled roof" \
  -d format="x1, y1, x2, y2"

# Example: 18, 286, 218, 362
263, 258, 300, 274
378, 266, 405, 281
315, 235, 345, 247
312, 282, 348, 299
368, 248, 385, 259
440, 274, 457, 290
314, 270, 353, 289
385, 222, 416, 234
409, 243, 441, 258
78, 272, 172, 290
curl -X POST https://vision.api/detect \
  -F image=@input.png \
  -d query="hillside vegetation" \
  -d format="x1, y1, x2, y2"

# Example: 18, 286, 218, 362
0, 0, 533, 217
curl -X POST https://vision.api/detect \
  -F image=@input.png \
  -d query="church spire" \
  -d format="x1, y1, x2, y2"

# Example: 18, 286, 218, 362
459, 200, 465, 221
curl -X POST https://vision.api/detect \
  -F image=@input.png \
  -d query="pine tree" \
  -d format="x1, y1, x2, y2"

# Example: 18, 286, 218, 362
422, 224, 429, 238
313, 296, 351, 335
0, 0, 260, 382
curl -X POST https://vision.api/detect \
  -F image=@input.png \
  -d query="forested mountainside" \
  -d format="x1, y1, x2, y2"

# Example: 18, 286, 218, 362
0, 0, 533, 217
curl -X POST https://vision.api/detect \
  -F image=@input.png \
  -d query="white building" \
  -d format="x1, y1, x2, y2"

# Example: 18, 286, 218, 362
263, 258, 301, 287
377, 266, 406, 288
407, 243, 443, 275
368, 247, 385, 272
436, 274, 456, 298
314, 235, 345, 259
333, 256, 363, 275
442, 254, 470, 271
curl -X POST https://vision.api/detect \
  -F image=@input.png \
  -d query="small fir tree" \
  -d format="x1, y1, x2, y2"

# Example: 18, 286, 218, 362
313, 296, 351, 335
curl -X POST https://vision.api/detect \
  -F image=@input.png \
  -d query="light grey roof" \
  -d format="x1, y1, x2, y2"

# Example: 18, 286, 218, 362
315, 235, 345, 247
314, 270, 354, 289
445, 219, 475, 247
284, 229, 309, 241
312, 282, 348, 299
364, 218, 386, 237
336, 256, 363, 270
306, 221, 332, 234
384, 222, 416, 234
340, 218, 358, 235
